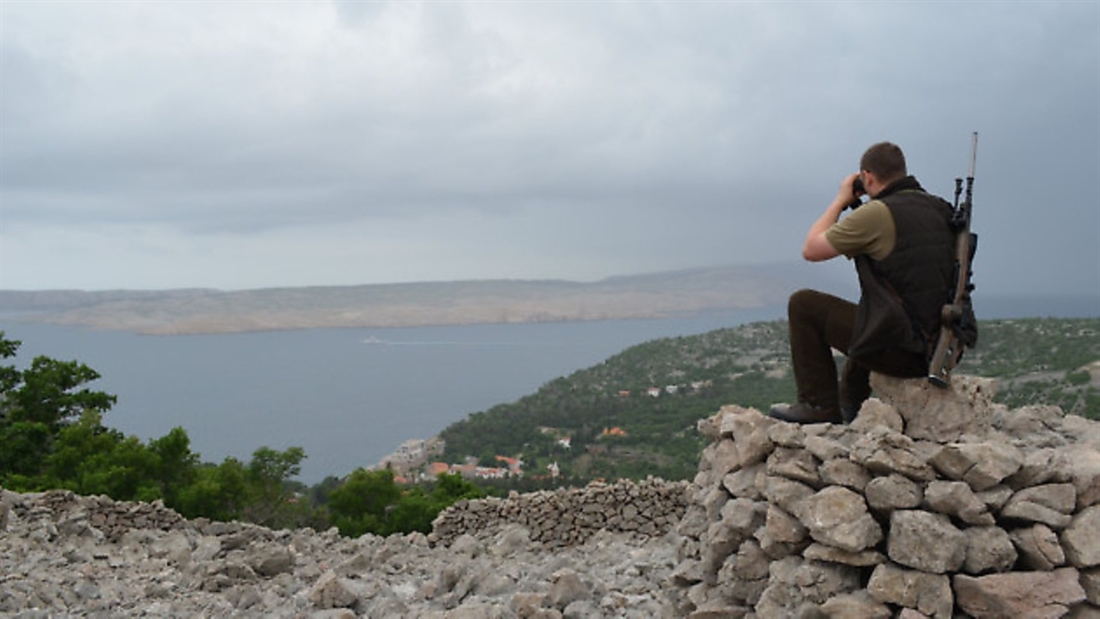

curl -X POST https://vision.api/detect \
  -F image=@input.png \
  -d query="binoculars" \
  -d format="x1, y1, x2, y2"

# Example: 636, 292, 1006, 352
846, 176, 866, 210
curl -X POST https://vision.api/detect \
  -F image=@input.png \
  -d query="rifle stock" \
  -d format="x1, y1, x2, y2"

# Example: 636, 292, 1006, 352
928, 132, 979, 388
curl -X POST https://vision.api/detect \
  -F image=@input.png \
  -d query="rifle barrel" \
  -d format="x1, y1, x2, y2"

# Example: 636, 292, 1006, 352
968, 132, 979, 180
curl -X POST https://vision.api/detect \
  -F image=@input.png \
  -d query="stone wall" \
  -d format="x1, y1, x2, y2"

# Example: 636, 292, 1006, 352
671, 374, 1100, 618
429, 477, 691, 548
3, 487, 188, 542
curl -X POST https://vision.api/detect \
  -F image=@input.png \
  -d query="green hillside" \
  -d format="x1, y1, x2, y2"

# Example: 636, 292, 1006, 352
439, 318, 1100, 483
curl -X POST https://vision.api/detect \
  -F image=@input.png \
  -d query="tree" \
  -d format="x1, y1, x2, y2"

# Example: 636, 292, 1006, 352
325, 469, 487, 537
327, 468, 402, 537
0, 335, 21, 399
386, 473, 486, 535
0, 421, 51, 486
0, 332, 118, 483
43, 411, 161, 501
309, 475, 343, 506
432, 472, 485, 504
42, 410, 122, 487
383, 487, 436, 534
7, 356, 116, 429
242, 445, 307, 528
148, 427, 200, 506
174, 458, 249, 521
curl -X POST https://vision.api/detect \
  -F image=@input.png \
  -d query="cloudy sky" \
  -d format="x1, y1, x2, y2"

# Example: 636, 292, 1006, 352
2, 1, 1098, 298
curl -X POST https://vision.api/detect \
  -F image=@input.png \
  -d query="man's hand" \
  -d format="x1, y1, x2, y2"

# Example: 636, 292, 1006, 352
801, 173, 860, 262
836, 172, 861, 206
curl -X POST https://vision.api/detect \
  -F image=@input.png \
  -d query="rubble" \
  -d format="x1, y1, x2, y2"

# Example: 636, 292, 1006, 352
3, 373, 1098, 618
0, 486, 681, 618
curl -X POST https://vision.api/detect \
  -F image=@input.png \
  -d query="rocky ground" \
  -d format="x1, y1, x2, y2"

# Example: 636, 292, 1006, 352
0, 488, 682, 619
4, 374, 1100, 618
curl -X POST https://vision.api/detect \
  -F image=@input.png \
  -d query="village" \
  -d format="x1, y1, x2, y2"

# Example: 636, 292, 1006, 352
371, 379, 714, 483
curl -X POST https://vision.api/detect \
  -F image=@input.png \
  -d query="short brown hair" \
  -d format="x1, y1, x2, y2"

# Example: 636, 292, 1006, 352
860, 142, 907, 182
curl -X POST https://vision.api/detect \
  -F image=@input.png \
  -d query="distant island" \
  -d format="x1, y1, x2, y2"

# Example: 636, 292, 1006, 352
0, 264, 846, 335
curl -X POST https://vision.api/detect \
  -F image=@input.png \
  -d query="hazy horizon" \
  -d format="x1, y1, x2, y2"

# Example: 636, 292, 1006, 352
3, 260, 829, 292
4, 261, 1098, 304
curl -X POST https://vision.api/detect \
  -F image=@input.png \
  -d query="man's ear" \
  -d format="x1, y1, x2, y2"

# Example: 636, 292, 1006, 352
862, 170, 881, 194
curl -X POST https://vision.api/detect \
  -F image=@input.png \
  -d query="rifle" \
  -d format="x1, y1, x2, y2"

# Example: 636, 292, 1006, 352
928, 132, 980, 388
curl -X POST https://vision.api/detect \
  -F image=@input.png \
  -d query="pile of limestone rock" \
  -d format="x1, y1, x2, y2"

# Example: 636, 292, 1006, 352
428, 477, 690, 548
671, 374, 1100, 618
0, 484, 684, 618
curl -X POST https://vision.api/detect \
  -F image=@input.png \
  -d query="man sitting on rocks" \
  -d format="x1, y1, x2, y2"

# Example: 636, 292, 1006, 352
771, 142, 956, 424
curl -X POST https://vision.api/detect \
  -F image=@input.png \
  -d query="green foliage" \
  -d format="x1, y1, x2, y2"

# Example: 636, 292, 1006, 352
0, 332, 120, 484
0, 336, 21, 394
440, 317, 1100, 482
958, 319, 1099, 377
328, 468, 401, 536
7, 356, 116, 429
45, 411, 160, 501
0, 421, 52, 481
439, 321, 795, 482
1087, 393, 1100, 419
308, 475, 342, 506
148, 427, 199, 505
957, 318, 1100, 419
243, 446, 307, 528
1066, 369, 1091, 386
433, 472, 486, 504
327, 470, 485, 537
383, 488, 437, 534
174, 458, 249, 521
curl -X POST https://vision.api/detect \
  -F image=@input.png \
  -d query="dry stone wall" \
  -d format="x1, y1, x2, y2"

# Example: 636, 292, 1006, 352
429, 477, 690, 548
671, 374, 1100, 619
4, 487, 188, 543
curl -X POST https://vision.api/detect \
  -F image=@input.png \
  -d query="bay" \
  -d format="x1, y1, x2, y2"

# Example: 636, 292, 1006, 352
0, 307, 784, 483
2, 293, 1094, 484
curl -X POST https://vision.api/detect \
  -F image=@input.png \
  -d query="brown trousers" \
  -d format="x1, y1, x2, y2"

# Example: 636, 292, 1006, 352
788, 289, 927, 417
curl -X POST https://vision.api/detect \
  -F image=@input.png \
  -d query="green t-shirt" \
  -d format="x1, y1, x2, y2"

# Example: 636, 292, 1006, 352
824, 200, 896, 261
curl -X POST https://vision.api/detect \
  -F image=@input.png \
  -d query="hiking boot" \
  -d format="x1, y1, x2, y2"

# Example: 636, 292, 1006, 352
768, 402, 842, 425
839, 359, 870, 424
839, 403, 858, 424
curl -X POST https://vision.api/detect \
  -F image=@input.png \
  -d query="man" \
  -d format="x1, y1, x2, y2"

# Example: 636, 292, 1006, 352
770, 142, 955, 424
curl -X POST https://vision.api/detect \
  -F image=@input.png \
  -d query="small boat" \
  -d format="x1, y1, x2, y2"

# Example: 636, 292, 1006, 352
362, 335, 386, 345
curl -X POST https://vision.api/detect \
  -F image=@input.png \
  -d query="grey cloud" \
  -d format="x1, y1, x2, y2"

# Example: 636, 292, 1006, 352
0, 1, 1096, 295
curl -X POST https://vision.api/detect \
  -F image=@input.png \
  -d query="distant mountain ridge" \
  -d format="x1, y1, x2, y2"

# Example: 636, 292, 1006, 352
0, 263, 843, 335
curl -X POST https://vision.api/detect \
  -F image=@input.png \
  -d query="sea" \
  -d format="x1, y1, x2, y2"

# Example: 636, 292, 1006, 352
1, 295, 1096, 484
1, 308, 785, 483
